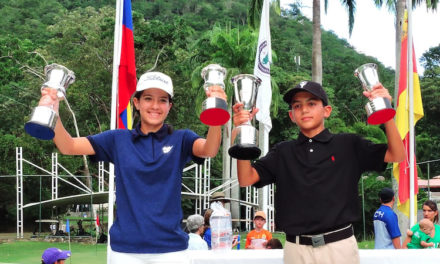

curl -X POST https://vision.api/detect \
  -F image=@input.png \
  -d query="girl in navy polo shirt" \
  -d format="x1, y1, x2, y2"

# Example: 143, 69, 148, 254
38, 71, 226, 263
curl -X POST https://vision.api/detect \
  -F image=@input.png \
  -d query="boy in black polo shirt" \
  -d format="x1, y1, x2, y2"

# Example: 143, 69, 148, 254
232, 81, 405, 264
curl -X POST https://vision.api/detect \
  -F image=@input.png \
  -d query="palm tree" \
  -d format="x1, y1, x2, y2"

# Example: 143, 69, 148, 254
248, 0, 280, 29
373, 0, 438, 100
312, 0, 322, 84
314, 0, 356, 84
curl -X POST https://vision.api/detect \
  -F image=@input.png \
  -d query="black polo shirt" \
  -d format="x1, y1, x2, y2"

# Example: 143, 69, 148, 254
253, 128, 387, 235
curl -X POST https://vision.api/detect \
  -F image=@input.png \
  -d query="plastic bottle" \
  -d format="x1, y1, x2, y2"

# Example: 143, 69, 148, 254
210, 203, 233, 250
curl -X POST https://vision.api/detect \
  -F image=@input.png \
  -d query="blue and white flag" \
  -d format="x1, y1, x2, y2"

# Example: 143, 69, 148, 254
66, 219, 70, 233
254, 0, 272, 134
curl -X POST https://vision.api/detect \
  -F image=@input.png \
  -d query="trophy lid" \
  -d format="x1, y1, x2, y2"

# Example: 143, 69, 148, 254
230, 74, 262, 85
42, 64, 75, 97
354, 63, 379, 91
201, 64, 226, 78
353, 63, 377, 77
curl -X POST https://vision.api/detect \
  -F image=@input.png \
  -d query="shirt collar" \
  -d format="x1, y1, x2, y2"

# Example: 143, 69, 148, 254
130, 123, 170, 141
296, 128, 333, 144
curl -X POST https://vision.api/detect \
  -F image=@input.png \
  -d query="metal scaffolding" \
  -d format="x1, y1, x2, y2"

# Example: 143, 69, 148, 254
15, 147, 269, 238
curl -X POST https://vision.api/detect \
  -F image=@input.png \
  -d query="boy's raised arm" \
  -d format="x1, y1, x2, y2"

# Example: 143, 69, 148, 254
232, 103, 261, 187
383, 120, 405, 163
362, 83, 405, 163
237, 160, 260, 187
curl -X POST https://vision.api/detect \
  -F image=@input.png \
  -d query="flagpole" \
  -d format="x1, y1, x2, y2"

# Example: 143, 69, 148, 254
108, 0, 123, 261
407, 0, 415, 227
254, 0, 272, 231
68, 231, 71, 264
66, 219, 71, 264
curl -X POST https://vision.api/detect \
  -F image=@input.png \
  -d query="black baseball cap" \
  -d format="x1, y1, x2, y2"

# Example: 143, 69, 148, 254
283, 81, 328, 106
379, 187, 394, 203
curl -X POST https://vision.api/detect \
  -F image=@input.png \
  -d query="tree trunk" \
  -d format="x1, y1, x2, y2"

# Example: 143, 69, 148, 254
312, 0, 322, 84
394, 0, 405, 105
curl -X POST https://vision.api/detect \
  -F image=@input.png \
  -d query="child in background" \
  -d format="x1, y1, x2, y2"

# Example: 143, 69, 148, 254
245, 211, 272, 249
265, 238, 283, 249
407, 218, 435, 249
41, 248, 71, 264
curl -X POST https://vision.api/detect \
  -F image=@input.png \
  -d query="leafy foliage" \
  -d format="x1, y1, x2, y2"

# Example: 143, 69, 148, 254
1, 0, 439, 236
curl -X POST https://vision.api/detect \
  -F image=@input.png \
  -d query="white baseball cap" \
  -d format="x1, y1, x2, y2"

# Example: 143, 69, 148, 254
136, 71, 173, 98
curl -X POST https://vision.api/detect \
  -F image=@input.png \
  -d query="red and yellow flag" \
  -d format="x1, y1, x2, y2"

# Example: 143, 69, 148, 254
393, 10, 424, 217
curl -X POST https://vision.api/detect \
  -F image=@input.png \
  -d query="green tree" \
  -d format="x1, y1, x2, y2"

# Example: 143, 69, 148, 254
374, 0, 439, 99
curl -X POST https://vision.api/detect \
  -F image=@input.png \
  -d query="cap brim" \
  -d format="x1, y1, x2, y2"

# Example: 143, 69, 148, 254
283, 88, 300, 104
283, 88, 327, 106
58, 251, 71, 259
211, 198, 230, 203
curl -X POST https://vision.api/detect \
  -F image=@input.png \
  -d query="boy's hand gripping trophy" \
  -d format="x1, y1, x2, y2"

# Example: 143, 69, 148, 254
25, 64, 75, 140
229, 74, 261, 160
354, 63, 395, 125
200, 64, 230, 126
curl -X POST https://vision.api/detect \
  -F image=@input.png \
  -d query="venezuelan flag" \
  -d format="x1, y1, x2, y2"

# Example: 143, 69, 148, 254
118, 0, 137, 129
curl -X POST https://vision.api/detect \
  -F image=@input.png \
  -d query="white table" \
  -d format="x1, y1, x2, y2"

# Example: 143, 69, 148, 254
188, 249, 283, 264
186, 249, 440, 264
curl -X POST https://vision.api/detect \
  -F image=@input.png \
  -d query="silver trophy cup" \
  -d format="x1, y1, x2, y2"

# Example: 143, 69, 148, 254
354, 63, 395, 125
228, 74, 261, 160
25, 64, 75, 140
200, 64, 230, 126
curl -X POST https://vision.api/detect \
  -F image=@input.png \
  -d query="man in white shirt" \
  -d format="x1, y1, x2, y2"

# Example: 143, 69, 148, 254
187, 214, 209, 250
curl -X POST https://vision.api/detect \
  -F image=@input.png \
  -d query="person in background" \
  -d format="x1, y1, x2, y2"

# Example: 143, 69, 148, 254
38, 71, 226, 263
265, 238, 283, 249
210, 191, 230, 206
186, 214, 209, 250
202, 207, 239, 249
373, 187, 401, 249
203, 208, 213, 249
41, 248, 71, 264
203, 192, 229, 249
406, 218, 435, 249
233, 81, 405, 264
245, 211, 273, 249
403, 200, 440, 248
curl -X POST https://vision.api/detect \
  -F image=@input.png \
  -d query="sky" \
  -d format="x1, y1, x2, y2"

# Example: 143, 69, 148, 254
280, 1, 440, 75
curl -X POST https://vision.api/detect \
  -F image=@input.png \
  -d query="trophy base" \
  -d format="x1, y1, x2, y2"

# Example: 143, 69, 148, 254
25, 122, 55, 140
367, 108, 396, 125
228, 144, 261, 160
229, 124, 260, 160
24, 106, 57, 140
200, 97, 230, 126
365, 98, 395, 125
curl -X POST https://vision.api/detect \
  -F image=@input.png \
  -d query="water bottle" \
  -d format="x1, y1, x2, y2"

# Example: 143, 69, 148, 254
210, 214, 232, 250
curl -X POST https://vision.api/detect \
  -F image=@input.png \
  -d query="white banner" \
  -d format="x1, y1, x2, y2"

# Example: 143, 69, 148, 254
254, 0, 272, 134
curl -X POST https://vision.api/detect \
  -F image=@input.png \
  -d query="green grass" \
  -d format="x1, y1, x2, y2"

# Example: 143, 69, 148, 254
0, 233, 374, 263
357, 239, 375, 249
0, 241, 107, 264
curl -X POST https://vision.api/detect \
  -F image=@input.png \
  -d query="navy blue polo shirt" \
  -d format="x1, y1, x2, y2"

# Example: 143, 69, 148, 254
253, 129, 387, 235
87, 123, 203, 253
